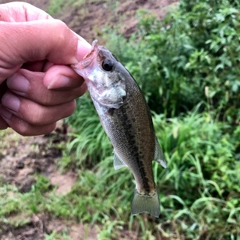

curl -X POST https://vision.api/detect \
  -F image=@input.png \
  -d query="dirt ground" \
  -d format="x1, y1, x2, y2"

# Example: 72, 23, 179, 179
0, 0, 178, 239
0, 0, 178, 42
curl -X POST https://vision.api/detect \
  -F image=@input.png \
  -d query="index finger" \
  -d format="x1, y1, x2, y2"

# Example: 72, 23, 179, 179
0, 20, 91, 82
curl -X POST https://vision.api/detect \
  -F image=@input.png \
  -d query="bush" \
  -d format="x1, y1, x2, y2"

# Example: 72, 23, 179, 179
153, 110, 240, 239
104, 1, 240, 122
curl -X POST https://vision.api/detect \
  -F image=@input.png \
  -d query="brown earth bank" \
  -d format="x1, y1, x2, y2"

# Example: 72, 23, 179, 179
0, 0, 178, 42
0, 0, 178, 239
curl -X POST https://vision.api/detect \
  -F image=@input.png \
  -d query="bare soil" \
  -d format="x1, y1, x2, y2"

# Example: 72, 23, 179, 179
0, 0, 178, 239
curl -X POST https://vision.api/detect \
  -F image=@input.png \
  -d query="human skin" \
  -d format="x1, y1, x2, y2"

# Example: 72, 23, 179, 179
0, 2, 91, 136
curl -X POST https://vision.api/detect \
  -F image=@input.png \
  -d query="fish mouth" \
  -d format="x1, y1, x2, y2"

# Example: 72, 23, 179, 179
71, 40, 99, 77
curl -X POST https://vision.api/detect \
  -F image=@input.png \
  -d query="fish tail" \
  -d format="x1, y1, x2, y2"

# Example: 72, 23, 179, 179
131, 189, 160, 218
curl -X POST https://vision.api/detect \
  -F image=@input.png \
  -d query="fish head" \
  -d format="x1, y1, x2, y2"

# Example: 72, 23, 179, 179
72, 40, 126, 109
72, 40, 120, 84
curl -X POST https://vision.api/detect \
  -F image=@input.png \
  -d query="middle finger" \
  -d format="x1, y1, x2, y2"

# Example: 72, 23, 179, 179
6, 67, 87, 106
1, 91, 76, 126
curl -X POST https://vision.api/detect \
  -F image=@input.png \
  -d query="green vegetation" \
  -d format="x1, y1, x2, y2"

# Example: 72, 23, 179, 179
1, 0, 240, 239
48, 0, 86, 16
104, 1, 240, 122
48, 0, 66, 16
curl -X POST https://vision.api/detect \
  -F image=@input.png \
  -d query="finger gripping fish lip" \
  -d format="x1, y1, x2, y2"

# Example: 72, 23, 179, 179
71, 39, 100, 73
84, 39, 99, 59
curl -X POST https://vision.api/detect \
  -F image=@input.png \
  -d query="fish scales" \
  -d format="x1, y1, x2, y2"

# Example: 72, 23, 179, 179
72, 40, 166, 218
94, 73, 156, 193
110, 80, 156, 194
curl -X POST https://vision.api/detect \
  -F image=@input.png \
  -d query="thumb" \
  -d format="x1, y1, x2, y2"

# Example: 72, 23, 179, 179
0, 20, 91, 81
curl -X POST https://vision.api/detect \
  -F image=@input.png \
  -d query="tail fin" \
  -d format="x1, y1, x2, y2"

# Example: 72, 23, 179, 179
131, 189, 160, 218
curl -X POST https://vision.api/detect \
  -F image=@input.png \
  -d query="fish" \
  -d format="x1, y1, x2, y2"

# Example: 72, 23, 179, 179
72, 40, 166, 218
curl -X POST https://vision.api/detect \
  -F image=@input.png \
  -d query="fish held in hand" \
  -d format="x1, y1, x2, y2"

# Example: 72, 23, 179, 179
72, 40, 166, 218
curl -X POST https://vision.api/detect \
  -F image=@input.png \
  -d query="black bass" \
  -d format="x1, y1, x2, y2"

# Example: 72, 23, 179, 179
72, 40, 166, 217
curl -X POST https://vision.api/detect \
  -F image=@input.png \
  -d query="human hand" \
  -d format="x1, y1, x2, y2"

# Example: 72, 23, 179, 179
0, 2, 91, 136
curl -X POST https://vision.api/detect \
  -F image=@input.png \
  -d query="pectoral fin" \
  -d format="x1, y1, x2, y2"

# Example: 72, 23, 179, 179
114, 151, 127, 170
154, 137, 167, 168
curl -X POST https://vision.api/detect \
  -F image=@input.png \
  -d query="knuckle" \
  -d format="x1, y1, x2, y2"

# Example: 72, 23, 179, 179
26, 107, 46, 125
44, 123, 56, 134
12, 117, 56, 136
39, 94, 52, 106
19, 100, 76, 127
11, 118, 31, 136
64, 100, 76, 117
0, 118, 8, 130
54, 20, 71, 45
54, 19, 67, 29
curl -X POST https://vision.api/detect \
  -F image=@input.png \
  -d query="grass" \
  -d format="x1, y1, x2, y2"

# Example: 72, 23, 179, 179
47, 0, 66, 16
47, 0, 120, 17
65, 100, 240, 239
1, 101, 239, 239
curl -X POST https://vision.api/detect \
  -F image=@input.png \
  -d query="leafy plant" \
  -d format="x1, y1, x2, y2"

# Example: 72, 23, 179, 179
104, 1, 240, 122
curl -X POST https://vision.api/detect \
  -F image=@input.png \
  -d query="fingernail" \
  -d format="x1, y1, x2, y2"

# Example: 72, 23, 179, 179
7, 73, 29, 94
0, 106, 12, 119
76, 39, 91, 61
47, 76, 71, 89
2, 93, 20, 112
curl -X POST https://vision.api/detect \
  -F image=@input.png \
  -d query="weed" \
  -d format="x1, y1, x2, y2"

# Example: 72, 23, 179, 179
47, 0, 66, 16
104, 2, 240, 121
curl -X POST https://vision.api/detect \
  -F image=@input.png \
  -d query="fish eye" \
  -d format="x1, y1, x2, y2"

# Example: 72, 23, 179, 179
102, 59, 113, 71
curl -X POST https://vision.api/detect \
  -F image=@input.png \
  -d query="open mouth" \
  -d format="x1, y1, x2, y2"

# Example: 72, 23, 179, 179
71, 40, 99, 74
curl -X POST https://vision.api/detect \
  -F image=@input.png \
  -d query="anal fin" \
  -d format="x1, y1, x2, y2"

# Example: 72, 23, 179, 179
154, 137, 167, 168
114, 151, 127, 170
